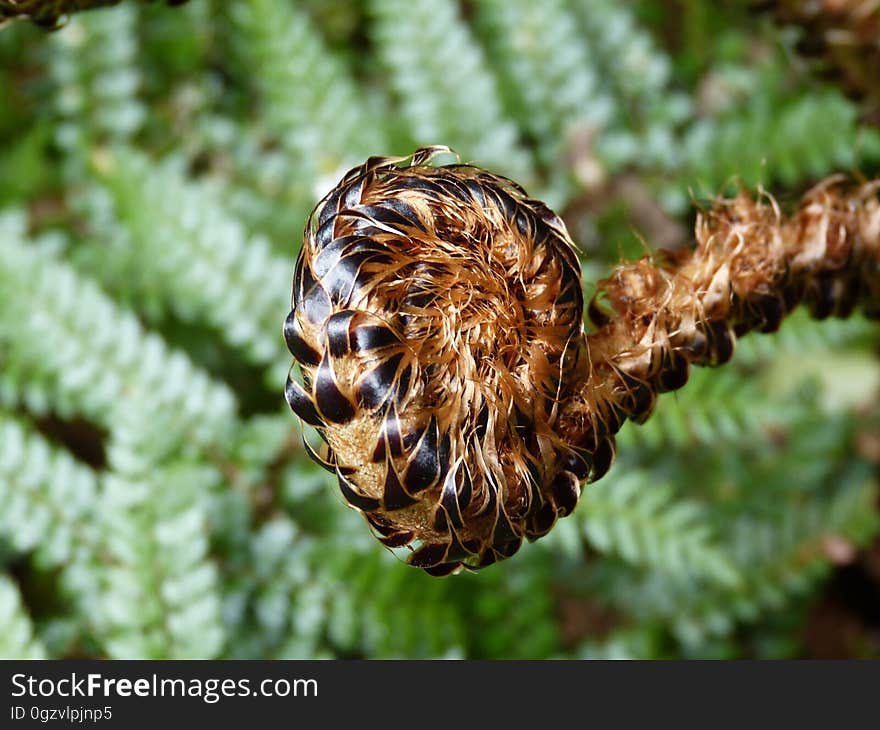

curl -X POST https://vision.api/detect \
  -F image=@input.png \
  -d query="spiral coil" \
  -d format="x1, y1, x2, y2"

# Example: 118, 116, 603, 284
284, 147, 598, 574
286, 148, 880, 576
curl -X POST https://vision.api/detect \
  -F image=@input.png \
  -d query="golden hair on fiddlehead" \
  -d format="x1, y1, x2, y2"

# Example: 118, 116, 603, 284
285, 146, 880, 576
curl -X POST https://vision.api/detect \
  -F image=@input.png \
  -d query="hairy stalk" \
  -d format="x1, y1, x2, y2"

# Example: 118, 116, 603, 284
562, 178, 880, 467
284, 147, 880, 575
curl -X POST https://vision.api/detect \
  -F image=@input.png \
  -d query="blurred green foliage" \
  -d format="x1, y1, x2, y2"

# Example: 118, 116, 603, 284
0, 0, 878, 659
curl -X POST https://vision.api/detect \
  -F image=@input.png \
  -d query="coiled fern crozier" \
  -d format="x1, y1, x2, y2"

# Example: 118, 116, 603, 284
3, 0, 879, 659
285, 146, 880, 576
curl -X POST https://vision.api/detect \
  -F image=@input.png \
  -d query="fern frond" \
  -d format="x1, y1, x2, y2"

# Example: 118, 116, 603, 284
734, 308, 878, 367
367, 0, 533, 182
687, 471, 878, 646
683, 88, 873, 195
578, 461, 878, 650
97, 461, 225, 659
568, 0, 691, 169
579, 468, 741, 587
0, 211, 236, 452
574, 626, 661, 660
616, 360, 811, 454
47, 4, 144, 156
0, 411, 98, 563
0, 574, 46, 659
227, 0, 385, 193
1, 0, 878, 661
83, 147, 292, 384
473, 0, 615, 193
0, 410, 107, 645
182, 114, 314, 247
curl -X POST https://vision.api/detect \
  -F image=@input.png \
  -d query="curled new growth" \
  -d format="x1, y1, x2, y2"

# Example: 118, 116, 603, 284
284, 146, 880, 576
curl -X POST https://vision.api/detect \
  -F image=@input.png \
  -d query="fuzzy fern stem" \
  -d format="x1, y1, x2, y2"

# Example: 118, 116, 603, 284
563, 178, 880, 477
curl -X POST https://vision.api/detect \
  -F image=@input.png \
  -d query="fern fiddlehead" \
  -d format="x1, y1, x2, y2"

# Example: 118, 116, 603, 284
284, 146, 880, 576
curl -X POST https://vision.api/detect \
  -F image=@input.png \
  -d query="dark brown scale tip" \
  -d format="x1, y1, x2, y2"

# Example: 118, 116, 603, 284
806, 274, 837, 319
526, 502, 558, 538
357, 353, 404, 410
706, 321, 736, 366
314, 354, 356, 424
380, 198, 426, 231
326, 310, 356, 358
298, 265, 332, 325
617, 373, 657, 423
301, 433, 335, 473
433, 506, 448, 532
550, 471, 580, 517
491, 538, 522, 560
735, 292, 784, 336
457, 463, 473, 509
378, 531, 416, 548
686, 329, 708, 359
423, 561, 463, 577
364, 514, 415, 547
337, 470, 380, 512
755, 293, 785, 333
365, 513, 402, 537
630, 386, 657, 424
350, 324, 399, 353
655, 351, 691, 393
439, 467, 465, 529
438, 433, 451, 478
407, 541, 449, 569
357, 202, 421, 231
382, 465, 418, 511
323, 249, 387, 306
445, 532, 477, 563
590, 437, 616, 482
312, 235, 359, 278
492, 509, 519, 545
371, 408, 405, 462
783, 279, 805, 313
283, 311, 321, 366
601, 402, 627, 436
559, 447, 591, 481
834, 279, 860, 319
403, 416, 441, 493
285, 377, 324, 427
474, 551, 497, 569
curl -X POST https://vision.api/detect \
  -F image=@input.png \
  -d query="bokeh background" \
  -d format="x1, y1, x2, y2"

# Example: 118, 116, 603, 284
1, 0, 879, 659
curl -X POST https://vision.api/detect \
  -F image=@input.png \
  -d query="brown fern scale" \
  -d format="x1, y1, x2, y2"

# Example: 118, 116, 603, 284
285, 147, 880, 576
